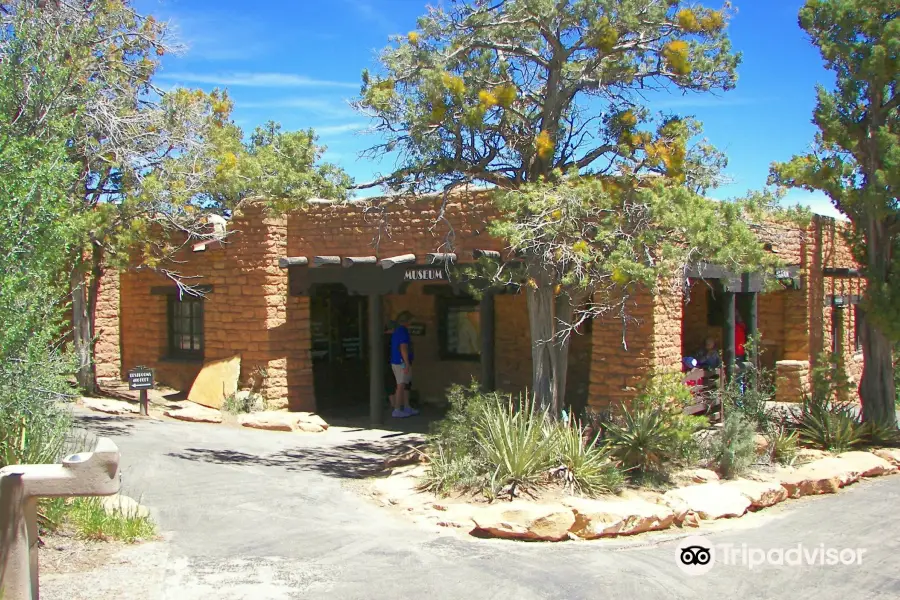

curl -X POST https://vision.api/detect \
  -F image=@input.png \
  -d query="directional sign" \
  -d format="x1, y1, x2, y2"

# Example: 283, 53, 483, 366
128, 367, 154, 391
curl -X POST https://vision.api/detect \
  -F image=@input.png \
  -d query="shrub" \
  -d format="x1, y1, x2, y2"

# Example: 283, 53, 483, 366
39, 494, 156, 543
419, 444, 484, 496
474, 395, 557, 496
765, 423, 799, 465
222, 391, 266, 414
858, 420, 900, 448
707, 412, 757, 478
795, 396, 862, 453
603, 405, 678, 477
553, 419, 623, 496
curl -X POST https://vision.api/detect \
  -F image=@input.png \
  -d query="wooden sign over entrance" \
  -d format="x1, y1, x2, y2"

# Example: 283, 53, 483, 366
403, 266, 448, 281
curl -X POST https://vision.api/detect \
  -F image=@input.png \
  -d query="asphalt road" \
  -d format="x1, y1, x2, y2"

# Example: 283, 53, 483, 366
41, 410, 900, 600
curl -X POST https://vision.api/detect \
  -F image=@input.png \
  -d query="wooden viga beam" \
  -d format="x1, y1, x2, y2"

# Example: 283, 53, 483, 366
278, 256, 309, 268
473, 249, 501, 260
342, 256, 378, 267
380, 254, 416, 269
426, 253, 457, 264
312, 256, 342, 268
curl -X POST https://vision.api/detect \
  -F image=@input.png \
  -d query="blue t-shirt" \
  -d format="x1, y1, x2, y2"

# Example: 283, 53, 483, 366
390, 326, 414, 365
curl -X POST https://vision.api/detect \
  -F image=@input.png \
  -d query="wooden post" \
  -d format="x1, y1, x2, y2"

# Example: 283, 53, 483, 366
139, 389, 148, 416
723, 291, 736, 384
480, 291, 496, 392
747, 290, 759, 371
368, 293, 384, 426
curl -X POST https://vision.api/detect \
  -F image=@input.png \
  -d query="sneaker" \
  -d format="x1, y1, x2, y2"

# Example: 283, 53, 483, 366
403, 406, 419, 416
391, 409, 409, 418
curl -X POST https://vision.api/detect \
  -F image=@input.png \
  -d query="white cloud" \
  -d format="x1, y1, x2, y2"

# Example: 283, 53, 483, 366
156, 71, 358, 89
235, 97, 356, 119
313, 122, 368, 136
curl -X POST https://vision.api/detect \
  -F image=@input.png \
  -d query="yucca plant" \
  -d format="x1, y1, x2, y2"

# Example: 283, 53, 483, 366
474, 394, 557, 497
796, 395, 862, 453
603, 406, 678, 476
765, 423, 799, 465
858, 420, 900, 448
553, 419, 623, 497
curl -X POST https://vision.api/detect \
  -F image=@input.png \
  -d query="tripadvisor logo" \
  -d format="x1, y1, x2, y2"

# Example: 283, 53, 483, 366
676, 536, 867, 575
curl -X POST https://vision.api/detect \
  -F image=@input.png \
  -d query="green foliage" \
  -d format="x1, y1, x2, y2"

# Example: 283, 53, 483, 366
633, 372, 709, 464
708, 413, 757, 479
766, 424, 800, 466
716, 363, 777, 433
40, 496, 155, 543
796, 396, 863, 452
474, 395, 558, 494
222, 391, 266, 415
356, 0, 740, 191
603, 406, 678, 477
553, 419, 624, 496
770, 0, 898, 423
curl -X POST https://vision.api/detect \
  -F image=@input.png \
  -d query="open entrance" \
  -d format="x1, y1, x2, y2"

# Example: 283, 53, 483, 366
310, 284, 372, 416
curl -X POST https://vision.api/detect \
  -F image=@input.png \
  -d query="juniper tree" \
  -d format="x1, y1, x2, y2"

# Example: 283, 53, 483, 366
356, 0, 777, 412
771, 0, 898, 425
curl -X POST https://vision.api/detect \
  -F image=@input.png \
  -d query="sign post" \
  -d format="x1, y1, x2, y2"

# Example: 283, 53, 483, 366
127, 366, 154, 416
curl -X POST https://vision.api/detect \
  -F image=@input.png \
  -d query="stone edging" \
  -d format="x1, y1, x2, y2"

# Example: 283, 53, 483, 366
375, 449, 900, 542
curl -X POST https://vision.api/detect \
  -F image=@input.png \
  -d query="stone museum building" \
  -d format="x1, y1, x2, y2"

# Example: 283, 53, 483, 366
91, 192, 865, 421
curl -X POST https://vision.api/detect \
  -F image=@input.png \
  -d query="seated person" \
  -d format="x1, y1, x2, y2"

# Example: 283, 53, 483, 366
695, 337, 721, 370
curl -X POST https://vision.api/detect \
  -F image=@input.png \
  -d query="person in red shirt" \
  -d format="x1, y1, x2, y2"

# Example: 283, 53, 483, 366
735, 312, 747, 361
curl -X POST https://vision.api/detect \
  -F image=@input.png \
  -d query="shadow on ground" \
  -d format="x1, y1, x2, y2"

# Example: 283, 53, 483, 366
166, 436, 423, 479
73, 414, 140, 438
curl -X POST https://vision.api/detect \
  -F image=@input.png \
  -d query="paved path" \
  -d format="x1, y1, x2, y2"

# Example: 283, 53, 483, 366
42, 410, 900, 600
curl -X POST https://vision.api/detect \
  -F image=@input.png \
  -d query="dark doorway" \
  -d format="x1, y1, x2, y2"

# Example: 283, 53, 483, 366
310, 284, 370, 415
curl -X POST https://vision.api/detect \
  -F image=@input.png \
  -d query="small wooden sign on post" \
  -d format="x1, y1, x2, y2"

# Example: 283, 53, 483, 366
128, 366, 154, 416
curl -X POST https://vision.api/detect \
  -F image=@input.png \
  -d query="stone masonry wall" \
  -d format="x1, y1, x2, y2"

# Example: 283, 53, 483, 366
94, 270, 122, 381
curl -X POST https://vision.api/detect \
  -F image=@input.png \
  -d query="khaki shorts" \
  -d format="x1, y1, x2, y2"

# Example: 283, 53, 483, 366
392, 363, 412, 385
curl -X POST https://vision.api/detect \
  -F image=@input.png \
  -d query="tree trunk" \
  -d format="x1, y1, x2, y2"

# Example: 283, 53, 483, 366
526, 273, 577, 417
71, 244, 102, 396
859, 309, 896, 426
859, 216, 896, 426
527, 283, 554, 411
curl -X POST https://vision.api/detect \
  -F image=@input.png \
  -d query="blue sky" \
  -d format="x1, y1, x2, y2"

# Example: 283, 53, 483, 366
136, 0, 843, 218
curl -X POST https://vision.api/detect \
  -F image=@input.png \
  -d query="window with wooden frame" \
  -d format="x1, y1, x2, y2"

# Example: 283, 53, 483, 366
436, 296, 481, 361
167, 294, 204, 359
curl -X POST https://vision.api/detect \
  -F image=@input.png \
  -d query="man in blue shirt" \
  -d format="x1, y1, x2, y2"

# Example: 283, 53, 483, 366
390, 311, 418, 418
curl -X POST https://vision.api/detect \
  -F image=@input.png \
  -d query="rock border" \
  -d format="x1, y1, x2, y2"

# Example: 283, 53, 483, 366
374, 450, 900, 542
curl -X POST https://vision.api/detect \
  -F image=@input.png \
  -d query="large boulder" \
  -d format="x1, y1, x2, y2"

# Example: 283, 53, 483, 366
187, 355, 241, 410
565, 497, 675, 539
663, 483, 752, 520
164, 403, 222, 423
776, 457, 861, 498
721, 479, 788, 509
471, 502, 576, 542
834, 451, 897, 478
872, 448, 900, 468
673, 468, 720, 485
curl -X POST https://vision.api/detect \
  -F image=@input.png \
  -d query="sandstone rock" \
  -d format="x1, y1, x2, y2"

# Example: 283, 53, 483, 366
82, 398, 138, 415
188, 354, 241, 410
682, 512, 701, 528
776, 457, 861, 498
295, 412, 329, 430
101, 494, 150, 519
835, 451, 897, 478
754, 434, 769, 456
383, 445, 427, 470
237, 411, 328, 433
721, 479, 788, 509
238, 412, 293, 431
872, 448, 900, 468
796, 448, 830, 464
663, 483, 752, 520
164, 403, 222, 423
681, 468, 720, 484
296, 421, 326, 433
471, 502, 575, 542
564, 497, 675, 539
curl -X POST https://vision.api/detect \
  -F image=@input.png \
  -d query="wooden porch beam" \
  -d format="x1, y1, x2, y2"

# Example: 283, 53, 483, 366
380, 254, 416, 269
278, 256, 309, 268
342, 256, 377, 267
